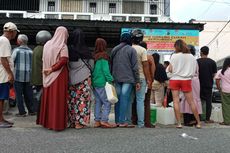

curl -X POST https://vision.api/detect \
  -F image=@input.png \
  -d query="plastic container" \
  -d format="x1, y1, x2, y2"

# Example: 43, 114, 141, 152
156, 107, 176, 125
210, 106, 223, 122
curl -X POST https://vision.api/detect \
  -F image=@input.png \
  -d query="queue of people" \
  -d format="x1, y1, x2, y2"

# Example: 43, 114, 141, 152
1, 22, 229, 131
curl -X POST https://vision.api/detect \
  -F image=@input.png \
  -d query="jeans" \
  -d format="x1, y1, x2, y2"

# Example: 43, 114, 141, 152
94, 87, 111, 122
135, 78, 147, 127
126, 89, 135, 124
115, 82, 133, 124
14, 81, 34, 114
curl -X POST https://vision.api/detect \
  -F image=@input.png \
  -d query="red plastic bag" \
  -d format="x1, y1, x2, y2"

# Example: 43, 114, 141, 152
9, 87, 15, 100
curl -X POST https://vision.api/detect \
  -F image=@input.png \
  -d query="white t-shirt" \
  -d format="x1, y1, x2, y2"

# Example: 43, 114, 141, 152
170, 52, 196, 80
132, 45, 148, 79
0, 36, 13, 83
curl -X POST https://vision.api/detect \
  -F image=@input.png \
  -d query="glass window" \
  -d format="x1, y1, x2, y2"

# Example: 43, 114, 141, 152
89, 2, 97, 13
48, 1, 55, 12
109, 3, 116, 13
150, 4, 157, 14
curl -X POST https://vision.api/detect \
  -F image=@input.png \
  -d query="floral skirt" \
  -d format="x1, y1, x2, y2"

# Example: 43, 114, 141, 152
68, 78, 91, 127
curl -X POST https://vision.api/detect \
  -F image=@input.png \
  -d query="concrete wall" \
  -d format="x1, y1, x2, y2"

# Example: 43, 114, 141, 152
195, 21, 230, 61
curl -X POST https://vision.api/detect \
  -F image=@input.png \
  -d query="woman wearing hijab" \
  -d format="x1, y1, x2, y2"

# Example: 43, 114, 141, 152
67, 29, 93, 129
92, 38, 116, 128
37, 26, 69, 131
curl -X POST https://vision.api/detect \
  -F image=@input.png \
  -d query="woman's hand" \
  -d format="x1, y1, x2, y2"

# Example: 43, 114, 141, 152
43, 68, 53, 76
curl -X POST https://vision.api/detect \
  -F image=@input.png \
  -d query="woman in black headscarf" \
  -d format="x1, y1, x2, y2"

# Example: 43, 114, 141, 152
67, 29, 94, 129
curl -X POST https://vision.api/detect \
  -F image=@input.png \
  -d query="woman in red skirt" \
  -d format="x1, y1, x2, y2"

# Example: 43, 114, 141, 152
168, 39, 201, 129
37, 26, 69, 131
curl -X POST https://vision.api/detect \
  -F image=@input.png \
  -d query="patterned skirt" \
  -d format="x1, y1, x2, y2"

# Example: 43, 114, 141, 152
68, 78, 91, 127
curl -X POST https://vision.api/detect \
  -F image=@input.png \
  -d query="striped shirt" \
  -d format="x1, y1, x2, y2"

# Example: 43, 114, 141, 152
12, 45, 33, 82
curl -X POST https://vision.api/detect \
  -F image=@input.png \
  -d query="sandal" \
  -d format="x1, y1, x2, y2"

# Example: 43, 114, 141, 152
75, 124, 85, 129
94, 121, 101, 128
100, 122, 117, 128
119, 123, 135, 128
3, 119, 14, 125
219, 122, 230, 126
176, 124, 183, 129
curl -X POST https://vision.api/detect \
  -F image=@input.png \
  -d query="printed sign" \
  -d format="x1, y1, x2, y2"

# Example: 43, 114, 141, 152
121, 28, 199, 53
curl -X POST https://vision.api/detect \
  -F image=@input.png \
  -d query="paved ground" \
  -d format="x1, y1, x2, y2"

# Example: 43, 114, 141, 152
1, 105, 230, 153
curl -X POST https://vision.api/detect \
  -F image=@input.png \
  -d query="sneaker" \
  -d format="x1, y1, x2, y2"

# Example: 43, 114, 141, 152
0, 122, 12, 128
15, 113, 27, 117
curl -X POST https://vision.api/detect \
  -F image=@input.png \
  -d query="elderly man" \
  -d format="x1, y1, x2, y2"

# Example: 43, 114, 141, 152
0, 22, 19, 128
12, 34, 35, 117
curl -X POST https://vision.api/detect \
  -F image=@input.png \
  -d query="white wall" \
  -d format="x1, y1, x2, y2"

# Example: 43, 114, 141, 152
195, 21, 230, 61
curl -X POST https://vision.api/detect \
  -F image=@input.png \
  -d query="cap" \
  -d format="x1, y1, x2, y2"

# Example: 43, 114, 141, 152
3, 22, 20, 32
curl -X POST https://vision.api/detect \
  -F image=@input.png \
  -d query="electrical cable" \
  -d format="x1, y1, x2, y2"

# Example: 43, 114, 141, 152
207, 20, 230, 46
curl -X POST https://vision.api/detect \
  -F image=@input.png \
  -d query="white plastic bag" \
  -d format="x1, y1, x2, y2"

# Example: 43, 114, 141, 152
105, 82, 118, 104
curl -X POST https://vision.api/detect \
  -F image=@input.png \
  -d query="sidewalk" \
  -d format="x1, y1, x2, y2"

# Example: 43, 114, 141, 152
3, 103, 230, 129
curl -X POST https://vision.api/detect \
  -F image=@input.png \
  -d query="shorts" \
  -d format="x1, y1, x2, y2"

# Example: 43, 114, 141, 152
169, 80, 192, 92
0, 82, 10, 100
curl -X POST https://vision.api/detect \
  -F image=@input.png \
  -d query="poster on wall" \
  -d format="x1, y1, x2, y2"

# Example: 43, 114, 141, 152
121, 28, 199, 54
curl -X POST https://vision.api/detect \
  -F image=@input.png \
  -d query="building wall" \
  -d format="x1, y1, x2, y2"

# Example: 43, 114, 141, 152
61, 0, 83, 12
195, 21, 230, 61
122, 1, 144, 14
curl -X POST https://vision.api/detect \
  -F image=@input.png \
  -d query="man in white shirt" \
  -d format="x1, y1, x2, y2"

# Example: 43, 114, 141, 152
131, 29, 152, 128
0, 22, 19, 128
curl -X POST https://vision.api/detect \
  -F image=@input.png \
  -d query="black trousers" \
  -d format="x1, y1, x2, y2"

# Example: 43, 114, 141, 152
200, 87, 212, 121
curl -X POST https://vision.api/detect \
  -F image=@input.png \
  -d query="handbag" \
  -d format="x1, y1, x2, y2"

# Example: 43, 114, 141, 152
105, 82, 118, 104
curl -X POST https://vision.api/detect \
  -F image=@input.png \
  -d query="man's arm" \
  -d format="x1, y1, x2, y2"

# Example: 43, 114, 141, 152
1, 57, 14, 83
143, 61, 152, 89
147, 55, 155, 81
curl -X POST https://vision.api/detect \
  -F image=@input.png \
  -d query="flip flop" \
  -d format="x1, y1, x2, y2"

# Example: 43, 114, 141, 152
100, 123, 117, 128
75, 124, 86, 129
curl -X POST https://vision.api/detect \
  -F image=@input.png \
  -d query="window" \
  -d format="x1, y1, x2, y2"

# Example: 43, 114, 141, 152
150, 4, 157, 14
109, 3, 116, 13
89, 2, 96, 13
48, 1, 55, 12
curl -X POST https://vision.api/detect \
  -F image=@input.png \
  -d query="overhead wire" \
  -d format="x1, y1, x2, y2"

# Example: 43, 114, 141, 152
207, 20, 230, 46
198, 0, 217, 19
200, 0, 230, 5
